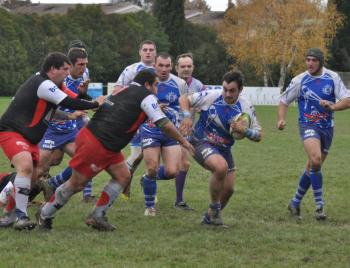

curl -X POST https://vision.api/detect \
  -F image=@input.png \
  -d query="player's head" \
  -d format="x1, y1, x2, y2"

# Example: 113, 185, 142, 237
134, 70, 158, 94
175, 53, 194, 81
41, 52, 71, 85
221, 70, 244, 104
139, 40, 156, 65
305, 48, 324, 76
68, 48, 88, 78
155, 52, 172, 81
69, 40, 87, 50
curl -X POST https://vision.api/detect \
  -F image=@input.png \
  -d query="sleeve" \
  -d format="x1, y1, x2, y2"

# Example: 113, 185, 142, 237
37, 80, 68, 105
188, 89, 221, 110
241, 99, 262, 131
140, 94, 167, 123
280, 76, 302, 105
179, 79, 189, 95
116, 67, 134, 87
333, 73, 350, 100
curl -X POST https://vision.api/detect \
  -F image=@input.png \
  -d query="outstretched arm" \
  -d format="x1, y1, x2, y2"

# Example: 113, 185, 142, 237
277, 101, 289, 130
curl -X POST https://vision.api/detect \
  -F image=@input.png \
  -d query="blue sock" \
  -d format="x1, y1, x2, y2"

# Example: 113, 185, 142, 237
309, 169, 324, 208
83, 180, 93, 198
48, 167, 72, 190
143, 174, 157, 208
157, 165, 173, 180
291, 171, 311, 207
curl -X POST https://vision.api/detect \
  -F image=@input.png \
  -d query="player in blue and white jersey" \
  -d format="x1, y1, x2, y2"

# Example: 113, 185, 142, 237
116, 40, 157, 200
278, 48, 350, 221
141, 53, 188, 216
180, 70, 262, 227
172, 53, 205, 210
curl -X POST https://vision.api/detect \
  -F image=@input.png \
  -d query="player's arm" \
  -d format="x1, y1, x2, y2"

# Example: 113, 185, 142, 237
277, 101, 288, 130
179, 94, 193, 136
141, 94, 195, 155
37, 80, 105, 110
321, 74, 350, 111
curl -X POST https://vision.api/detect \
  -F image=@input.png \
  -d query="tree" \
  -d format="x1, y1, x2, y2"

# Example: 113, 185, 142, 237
219, 0, 343, 89
328, 0, 350, 71
153, 0, 186, 56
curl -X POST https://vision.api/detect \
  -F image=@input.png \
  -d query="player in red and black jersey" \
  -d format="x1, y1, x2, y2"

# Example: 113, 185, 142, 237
37, 70, 194, 231
0, 52, 105, 230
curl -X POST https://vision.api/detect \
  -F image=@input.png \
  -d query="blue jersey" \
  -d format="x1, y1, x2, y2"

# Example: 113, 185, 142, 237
188, 89, 261, 150
116, 62, 155, 87
281, 67, 350, 128
142, 73, 188, 135
47, 75, 84, 132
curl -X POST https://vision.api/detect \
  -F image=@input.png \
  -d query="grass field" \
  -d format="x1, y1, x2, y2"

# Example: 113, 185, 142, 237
0, 96, 349, 267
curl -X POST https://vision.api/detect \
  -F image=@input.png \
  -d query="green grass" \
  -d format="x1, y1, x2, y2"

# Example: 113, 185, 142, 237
1, 97, 350, 267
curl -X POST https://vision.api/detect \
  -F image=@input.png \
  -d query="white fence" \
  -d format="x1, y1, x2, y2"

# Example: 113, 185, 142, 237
106, 83, 281, 106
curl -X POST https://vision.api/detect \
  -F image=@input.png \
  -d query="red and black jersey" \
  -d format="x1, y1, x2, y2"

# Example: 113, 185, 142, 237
87, 84, 153, 152
0, 74, 67, 144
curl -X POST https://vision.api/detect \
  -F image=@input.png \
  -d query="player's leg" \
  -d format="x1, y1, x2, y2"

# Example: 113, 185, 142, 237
174, 148, 192, 209
86, 160, 130, 231
142, 146, 161, 216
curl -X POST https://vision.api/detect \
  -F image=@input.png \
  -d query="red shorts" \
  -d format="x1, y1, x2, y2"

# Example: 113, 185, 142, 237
69, 128, 125, 178
0, 131, 40, 165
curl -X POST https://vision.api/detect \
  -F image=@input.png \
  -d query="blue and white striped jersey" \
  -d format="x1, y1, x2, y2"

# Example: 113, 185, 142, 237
116, 62, 155, 87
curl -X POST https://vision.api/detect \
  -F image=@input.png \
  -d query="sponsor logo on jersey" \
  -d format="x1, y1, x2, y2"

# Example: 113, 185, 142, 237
49, 85, 58, 93
322, 84, 332, 95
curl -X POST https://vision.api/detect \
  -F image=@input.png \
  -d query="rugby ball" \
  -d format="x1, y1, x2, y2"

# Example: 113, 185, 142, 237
230, 112, 251, 140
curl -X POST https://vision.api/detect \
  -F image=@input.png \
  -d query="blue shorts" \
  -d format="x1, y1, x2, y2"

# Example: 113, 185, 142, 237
130, 128, 142, 147
299, 123, 333, 154
190, 139, 235, 172
39, 128, 79, 150
140, 127, 179, 149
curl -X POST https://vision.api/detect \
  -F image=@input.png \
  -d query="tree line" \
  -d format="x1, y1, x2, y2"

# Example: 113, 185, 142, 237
0, 4, 230, 95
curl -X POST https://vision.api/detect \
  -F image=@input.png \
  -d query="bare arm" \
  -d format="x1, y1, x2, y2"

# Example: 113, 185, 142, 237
179, 95, 193, 136
277, 101, 289, 130
320, 98, 350, 111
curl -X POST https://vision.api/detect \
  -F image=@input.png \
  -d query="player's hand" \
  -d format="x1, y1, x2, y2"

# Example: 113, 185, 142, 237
277, 119, 286, 130
319, 100, 334, 111
181, 140, 195, 156
68, 110, 87, 120
230, 119, 246, 134
159, 103, 168, 111
78, 79, 91, 94
180, 118, 193, 136
95, 95, 107, 107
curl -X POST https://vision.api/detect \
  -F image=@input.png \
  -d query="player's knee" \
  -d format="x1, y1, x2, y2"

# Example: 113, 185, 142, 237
165, 168, 178, 179
17, 164, 33, 178
213, 162, 228, 179
310, 155, 322, 170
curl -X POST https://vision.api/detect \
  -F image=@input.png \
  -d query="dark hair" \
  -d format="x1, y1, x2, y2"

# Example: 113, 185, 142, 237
155, 52, 172, 63
133, 70, 157, 86
175, 52, 193, 65
69, 39, 86, 49
139, 40, 156, 51
222, 70, 244, 89
40, 52, 71, 73
67, 48, 88, 65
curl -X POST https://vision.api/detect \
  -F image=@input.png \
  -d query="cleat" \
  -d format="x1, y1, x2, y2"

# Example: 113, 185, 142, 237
38, 179, 55, 202
82, 195, 97, 203
120, 193, 130, 202
36, 208, 53, 231
315, 207, 327, 221
288, 203, 302, 221
85, 214, 116, 231
0, 211, 16, 227
144, 207, 156, 217
201, 209, 227, 228
13, 216, 37, 231
174, 201, 194, 211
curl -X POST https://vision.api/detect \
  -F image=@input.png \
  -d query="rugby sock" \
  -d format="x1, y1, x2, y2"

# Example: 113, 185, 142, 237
83, 180, 93, 198
92, 180, 123, 217
14, 176, 31, 219
41, 183, 75, 219
175, 171, 187, 204
143, 174, 157, 208
309, 169, 324, 208
291, 171, 311, 207
48, 167, 72, 189
157, 165, 173, 180
203, 202, 221, 223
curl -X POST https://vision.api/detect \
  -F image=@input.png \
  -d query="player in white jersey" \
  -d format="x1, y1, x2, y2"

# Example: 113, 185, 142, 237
278, 48, 350, 221
140, 53, 188, 216
116, 40, 157, 200
180, 70, 262, 227
172, 53, 205, 210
